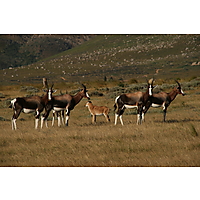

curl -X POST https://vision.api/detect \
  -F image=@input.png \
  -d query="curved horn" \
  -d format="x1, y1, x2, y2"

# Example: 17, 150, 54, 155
43, 78, 49, 89
148, 78, 154, 85
175, 80, 181, 87
82, 84, 86, 89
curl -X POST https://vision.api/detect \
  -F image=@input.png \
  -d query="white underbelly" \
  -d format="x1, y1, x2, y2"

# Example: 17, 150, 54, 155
53, 107, 65, 112
95, 113, 103, 116
151, 103, 162, 108
22, 108, 35, 113
124, 104, 137, 109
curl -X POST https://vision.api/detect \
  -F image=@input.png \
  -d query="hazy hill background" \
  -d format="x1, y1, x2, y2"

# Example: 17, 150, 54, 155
0, 34, 94, 69
0, 34, 200, 85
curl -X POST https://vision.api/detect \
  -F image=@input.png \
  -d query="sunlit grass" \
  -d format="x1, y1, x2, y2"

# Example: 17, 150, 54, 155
1, 89, 200, 166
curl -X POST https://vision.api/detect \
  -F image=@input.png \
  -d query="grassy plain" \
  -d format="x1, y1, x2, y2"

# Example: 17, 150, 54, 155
0, 84, 200, 167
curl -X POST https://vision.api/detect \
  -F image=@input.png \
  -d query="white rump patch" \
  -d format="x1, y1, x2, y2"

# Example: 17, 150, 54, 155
10, 98, 17, 109
11, 98, 17, 104
115, 96, 120, 103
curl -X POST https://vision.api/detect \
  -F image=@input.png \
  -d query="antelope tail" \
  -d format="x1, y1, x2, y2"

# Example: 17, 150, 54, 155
114, 103, 117, 112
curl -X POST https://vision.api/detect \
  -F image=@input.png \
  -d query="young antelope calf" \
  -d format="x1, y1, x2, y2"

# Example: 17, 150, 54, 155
86, 101, 110, 123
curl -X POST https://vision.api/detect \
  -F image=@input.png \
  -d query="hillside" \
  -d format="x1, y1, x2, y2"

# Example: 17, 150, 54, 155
0, 34, 200, 85
0, 34, 94, 69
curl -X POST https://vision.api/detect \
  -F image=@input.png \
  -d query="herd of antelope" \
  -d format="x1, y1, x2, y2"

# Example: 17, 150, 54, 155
9, 77, 185, 130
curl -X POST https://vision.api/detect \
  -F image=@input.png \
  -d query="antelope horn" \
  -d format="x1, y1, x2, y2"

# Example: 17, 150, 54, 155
43, 78, 49, 89
175, 80, 181, 87
82, 84, 86, 89
148, 78, 154, 85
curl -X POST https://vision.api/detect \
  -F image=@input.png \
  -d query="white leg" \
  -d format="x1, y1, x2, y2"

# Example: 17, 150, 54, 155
52, 115, 55, 126
35, 118, 39, 129
142, 113, 145, 122
45, 120, 48, 128
58, 116, 61, 127
114, 114, 118, 125
41, 117, 44, 128
61, 114, 65, 125
11, 118, 14, 130
65, 115, 69, 126
119, 115, 124, 126
12, 118, 17, 130
137, 114, 142, 125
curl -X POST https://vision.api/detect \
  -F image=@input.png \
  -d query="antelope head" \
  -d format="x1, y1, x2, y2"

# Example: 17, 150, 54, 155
43, 78, 56, 100
81, 84, 90, 100
175, 80, 185, 96
147, 78, 155, 96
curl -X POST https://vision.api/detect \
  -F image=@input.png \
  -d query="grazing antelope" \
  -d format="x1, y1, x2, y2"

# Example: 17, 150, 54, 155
114, 78, 154, 125
42, 84, 90, 127
143, 80, 185, 122
86, 101, 110, 123
9, 82, 55, 130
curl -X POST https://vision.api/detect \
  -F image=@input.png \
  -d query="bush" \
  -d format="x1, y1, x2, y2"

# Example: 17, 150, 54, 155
20, 86, 39, 94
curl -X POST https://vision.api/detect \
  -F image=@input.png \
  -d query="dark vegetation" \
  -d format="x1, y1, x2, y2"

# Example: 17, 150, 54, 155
0, 34, 94, 69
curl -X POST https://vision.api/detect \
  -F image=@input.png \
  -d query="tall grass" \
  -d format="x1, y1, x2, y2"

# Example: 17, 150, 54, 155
1, 90, 200, 167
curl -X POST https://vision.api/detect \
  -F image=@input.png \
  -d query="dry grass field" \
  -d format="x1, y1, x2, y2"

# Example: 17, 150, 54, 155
0, 85, 200, 167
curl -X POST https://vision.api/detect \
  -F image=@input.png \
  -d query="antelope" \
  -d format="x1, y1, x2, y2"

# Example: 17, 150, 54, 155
114, 78, 154, 125
143, 80, 185, 122
41, 84, 90, 127
86, 101, 110, 123
9, 81, 55, 130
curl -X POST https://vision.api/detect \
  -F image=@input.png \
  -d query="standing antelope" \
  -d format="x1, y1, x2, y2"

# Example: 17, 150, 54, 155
42, 84, 90, 127
114, 78, 154, 125
86, 101, 110, 123
9, 82, 55, 130
143, 80, 185, 122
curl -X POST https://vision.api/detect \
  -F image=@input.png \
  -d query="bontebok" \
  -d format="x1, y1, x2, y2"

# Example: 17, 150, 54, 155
42, 84, 90, 127
9, 81, 55, 130
143, 80, 185, 122
114, 78, 155, 125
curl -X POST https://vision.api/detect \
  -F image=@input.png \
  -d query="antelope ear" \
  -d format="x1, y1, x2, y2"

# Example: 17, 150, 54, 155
53, 89, 57, 93
153, 85, 158, 89
43, 89, 47, 92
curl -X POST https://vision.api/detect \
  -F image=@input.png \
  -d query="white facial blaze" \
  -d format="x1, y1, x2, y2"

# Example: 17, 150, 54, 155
149, 85, 153, 96
48, 90, 52, 100
86, 92, 90, 98
181, 89, 185, 95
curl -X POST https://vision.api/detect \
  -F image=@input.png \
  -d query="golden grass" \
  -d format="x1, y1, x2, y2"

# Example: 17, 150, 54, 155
1, 91, 200, 167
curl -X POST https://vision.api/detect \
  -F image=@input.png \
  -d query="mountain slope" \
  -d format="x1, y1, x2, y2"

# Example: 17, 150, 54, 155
0, 34, 94, 69
1, 34, 200, 85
